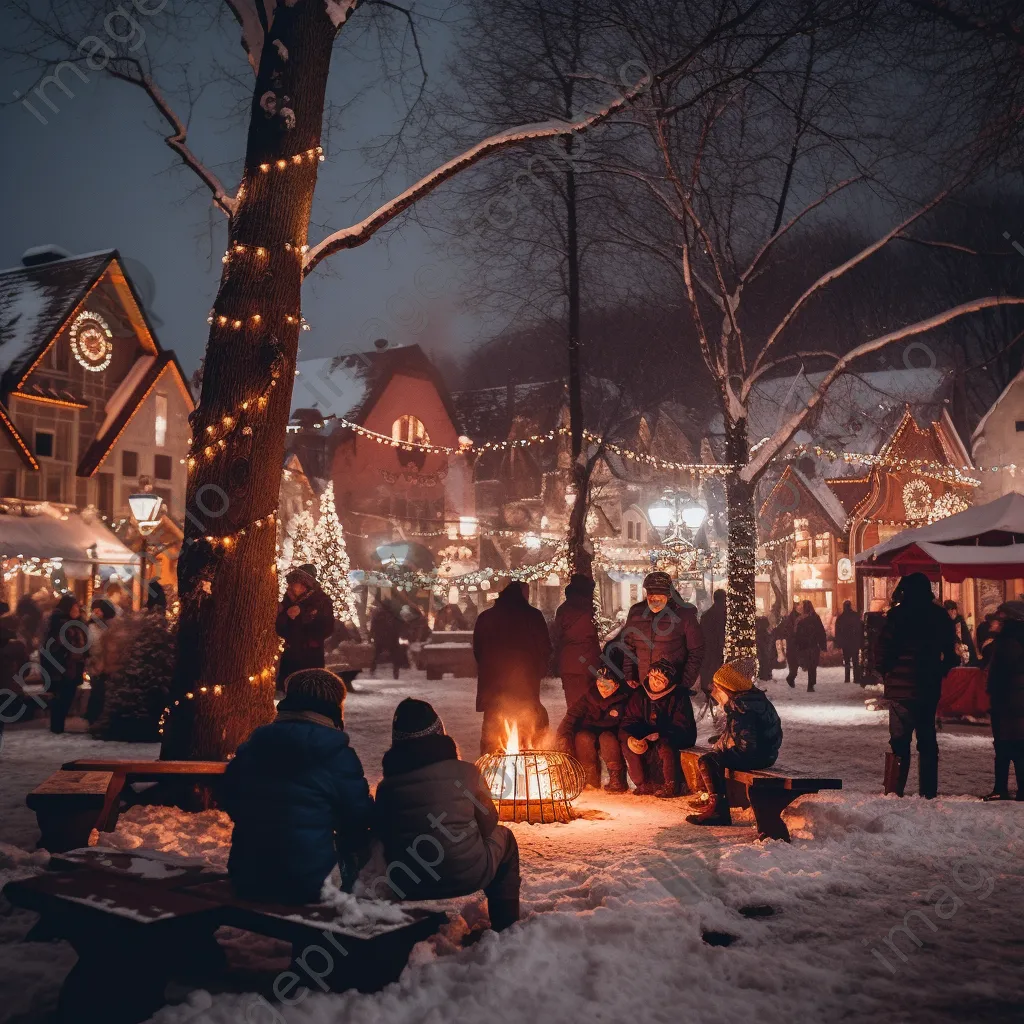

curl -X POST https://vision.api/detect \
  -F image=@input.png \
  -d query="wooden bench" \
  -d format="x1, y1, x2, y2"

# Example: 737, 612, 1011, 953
680, 747, 842, 842
3, 847, 446, 1024
26, 760, 229, 851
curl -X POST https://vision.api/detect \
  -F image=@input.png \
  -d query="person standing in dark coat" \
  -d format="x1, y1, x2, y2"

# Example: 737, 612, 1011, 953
834, 601, 864, 683
777, 605, 800, 685
433, 602, 468, 632
221, 669, 372, 903
44, 595, 88, 734
943, 600, 977, 666
755, 616, 775, 681
787, 600, 827, 691
373, 698, 520, 931
876, 573, 958, 798
556, 670, 631, 791
976, 612, 998, 668
474, 582, 552, 754
686, 664, 783, 826
275, 564, 335, 688
698, 590, 727, 694
620, 572, 705, 695
370, 600, 405, 679
982, 601, 1024, 801
621, 659, 697, 797
551, 574, 602, 708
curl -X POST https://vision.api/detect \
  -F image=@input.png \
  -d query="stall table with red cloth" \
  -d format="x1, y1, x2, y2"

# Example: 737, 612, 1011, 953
938, 666, 990, 719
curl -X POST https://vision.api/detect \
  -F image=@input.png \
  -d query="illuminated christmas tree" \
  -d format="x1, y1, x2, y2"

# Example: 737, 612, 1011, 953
291, 504, 316, 564
311, 483, 360, 624
277, 504, 316, 599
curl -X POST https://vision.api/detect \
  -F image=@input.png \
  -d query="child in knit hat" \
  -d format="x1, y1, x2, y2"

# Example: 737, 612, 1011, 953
686, 664, 783, 827
372, 698, 521, 932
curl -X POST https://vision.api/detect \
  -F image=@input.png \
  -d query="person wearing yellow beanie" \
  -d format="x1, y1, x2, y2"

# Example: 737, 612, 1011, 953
686, 664, 783, 828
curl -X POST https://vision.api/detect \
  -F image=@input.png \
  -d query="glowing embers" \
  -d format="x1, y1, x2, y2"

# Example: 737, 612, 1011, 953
476, 720, 586, 824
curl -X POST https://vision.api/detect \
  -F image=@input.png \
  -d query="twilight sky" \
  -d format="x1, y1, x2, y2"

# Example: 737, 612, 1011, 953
0, 7, 488, 379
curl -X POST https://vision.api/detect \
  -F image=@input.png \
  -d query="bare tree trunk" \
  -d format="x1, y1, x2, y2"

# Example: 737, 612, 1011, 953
161, 2, 335, 761
723, 416, 757, 669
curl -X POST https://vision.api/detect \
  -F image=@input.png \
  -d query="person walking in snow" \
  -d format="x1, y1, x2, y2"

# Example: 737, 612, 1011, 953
834, 600, 864, 683
551, 574, 602, 708
698, 589, 727, 694
620, 572, 705, 696
372, 698, 521, 931
876, 572, 958, 799
755, 615, 775, 681
787, 600, 827, 691
686, 664, 783, 827
222, 669, 372, 903
556, 668, 630, 791
621, 659, 697, 797
276, 564, 336, 688
473, 581, 552, 754
982, 601, 1024, 801
369, 599, 405, 679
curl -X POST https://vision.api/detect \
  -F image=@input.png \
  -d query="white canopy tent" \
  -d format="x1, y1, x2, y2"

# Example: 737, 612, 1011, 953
856, 492, 1024, 582
0, 507, 135, 567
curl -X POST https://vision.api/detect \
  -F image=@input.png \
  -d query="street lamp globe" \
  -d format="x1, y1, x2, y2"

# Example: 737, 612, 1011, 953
680, 500, 707, 532
647, 496, 674, 530
128, 492, 163, 535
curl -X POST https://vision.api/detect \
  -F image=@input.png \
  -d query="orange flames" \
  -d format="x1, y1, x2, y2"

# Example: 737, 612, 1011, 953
502, 718, 520, 755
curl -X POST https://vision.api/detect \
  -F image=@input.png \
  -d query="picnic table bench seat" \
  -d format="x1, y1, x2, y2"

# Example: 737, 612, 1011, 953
679, 746, 842, 841
3, 847, 446, 1024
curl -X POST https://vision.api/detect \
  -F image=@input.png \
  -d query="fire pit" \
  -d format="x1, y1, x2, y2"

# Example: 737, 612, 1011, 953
476, 721, 586, 824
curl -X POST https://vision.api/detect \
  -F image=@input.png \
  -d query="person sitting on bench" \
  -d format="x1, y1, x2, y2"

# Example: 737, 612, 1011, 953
372, 698, 521, 932
555, 668, 630, 792
686, 664, 783, 826
221, 669, 372, 903
621, 659, 697, 797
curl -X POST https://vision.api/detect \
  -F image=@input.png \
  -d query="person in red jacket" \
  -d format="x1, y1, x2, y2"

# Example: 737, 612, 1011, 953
551, 574, 602, 708
473, 581, 552, 755
275, 564, 336, 689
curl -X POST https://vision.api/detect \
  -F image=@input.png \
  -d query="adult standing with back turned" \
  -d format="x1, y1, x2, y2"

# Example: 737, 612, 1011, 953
551, 574, 602, 708
876, 573, 958, 798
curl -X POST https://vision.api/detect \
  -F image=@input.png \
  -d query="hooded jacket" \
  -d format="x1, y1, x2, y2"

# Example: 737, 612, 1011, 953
373, 733, 502, 899
620, 598, 705, 692
473, 584, 552, 712
275, 585, 336, 677
876, 587, 958, 701
712, 687, 783, 768
551, 589, 602, 681
986, 619, 1024, 742
221, 717, 372, 904
556, 683, 632, 746
621, 676, 697, 749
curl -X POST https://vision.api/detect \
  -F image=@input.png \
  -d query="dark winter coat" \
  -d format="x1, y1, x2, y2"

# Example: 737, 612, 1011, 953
834, 608, 864, 654
621, 680, 697, 750
950, 614, 978, 666
41, 609, 88, 687
792, 612, 827, 668
276, 586, 335, 681
986, 620, 1024, 742
373, 733, 501, 899
876, 599, 958, 701
698, 598, 727, 689
556, 683, 632, 748
712, 688, 783, 769
755, 617, 775, 678
222, 717, 373, 904
473, 585, 552, 713
433, 603, 468, 632
620, 598, 705, 693
370, 603, 404, 650
551, 592, 602, 680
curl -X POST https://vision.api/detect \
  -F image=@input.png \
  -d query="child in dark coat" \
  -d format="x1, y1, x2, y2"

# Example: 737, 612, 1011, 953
621, 659, 697, 797
221, 669, 372, 904
556, 669, 630, 791
373, 698, 521, 931
686, 664, 783, 826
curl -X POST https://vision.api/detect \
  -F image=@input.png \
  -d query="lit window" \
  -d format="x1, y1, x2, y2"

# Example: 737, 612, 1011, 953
392, 414, 428, 445
154, 394, 168, 447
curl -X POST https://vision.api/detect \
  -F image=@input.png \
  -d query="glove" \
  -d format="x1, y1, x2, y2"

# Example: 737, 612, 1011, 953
627, 736, 648, 755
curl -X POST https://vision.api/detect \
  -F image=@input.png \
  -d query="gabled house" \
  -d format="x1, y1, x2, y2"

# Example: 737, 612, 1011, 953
0, 246, 193, 602
971, 368, 1024, 504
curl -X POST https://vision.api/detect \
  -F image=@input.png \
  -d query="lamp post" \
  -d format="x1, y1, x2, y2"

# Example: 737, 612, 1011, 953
128, 490, 163, 605
647, 490, 706, 545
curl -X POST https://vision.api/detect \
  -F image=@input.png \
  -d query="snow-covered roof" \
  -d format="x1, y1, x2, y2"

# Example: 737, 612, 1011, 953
96, 355, 156, 439
0, 250, 114, 385
0, 505, 135, 564
729, 367, 952, 478
792, 466, 849, 531
972, 367, 1024, 442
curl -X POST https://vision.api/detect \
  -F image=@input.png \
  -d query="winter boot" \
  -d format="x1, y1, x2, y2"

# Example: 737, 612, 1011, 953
584, 765, 601, 789
487, 896, 520, 933
686, 796, 731, 826
632, 781, 657, 796
604, 768, 628, 793
919, 751, 938, 799
883, 752, 909, 797
654, 781, 679, 798
983, 753, 1011, 801
786, 675, 796, 688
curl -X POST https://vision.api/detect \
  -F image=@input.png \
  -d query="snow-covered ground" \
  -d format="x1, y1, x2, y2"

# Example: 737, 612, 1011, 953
2, 667, 1023, 1024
